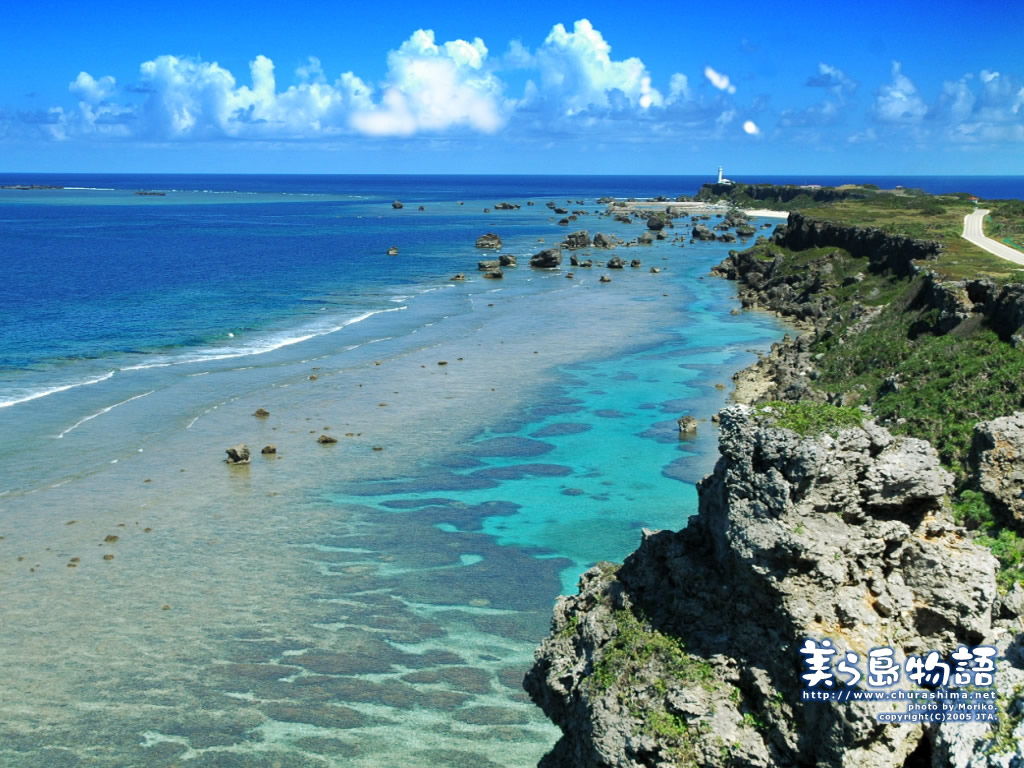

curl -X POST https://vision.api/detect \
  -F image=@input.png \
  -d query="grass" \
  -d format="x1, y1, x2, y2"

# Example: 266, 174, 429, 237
752, 401, 864, 437
951, 491, 1024, 590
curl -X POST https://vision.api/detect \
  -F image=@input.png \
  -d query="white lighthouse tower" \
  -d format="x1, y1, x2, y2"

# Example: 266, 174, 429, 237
718, 166, 724, 184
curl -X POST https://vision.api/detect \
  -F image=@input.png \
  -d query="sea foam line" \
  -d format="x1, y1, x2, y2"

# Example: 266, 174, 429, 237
55, 390, 155, 439
121, 307, 407, 371
0, 371, 116, 409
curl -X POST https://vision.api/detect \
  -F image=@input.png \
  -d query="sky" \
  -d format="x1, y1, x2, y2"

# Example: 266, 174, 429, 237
2, 0, 1023, 175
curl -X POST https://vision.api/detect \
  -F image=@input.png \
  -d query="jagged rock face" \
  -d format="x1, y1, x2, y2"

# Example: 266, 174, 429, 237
773, 213, 940, 277
526, 408, 1019, 768
972, 413, 1024, 533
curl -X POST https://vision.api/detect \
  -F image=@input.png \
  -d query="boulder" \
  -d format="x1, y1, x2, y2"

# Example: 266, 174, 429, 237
646, 216, 665, 231
692, 224, 716, 240
499, 253, 517, 267
606, 257, 625, 269
530, 249, 563, 269
482, 269, 504, 279
392, 200, 403, 209
253, 408, 270, 417
577, 259, 593, 268
638, 232, 654, 245
450, 273, 466, 281
562, 230, 591, 249
477, 259, 501, 271
630, 259, 643, 268
261, 445, 277, 455
593, 232, 615, 249
225, 444, 250, 464
677, 415, 697, 433
475, 233, 502, 249
386, 246, 398, 255
650, 267, 661, 273
494, 201, 519, 210
317, 434, 338, 444
598, 274, 612, 283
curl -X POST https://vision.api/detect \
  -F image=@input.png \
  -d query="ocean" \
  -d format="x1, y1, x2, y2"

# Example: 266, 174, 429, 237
0, 173, 1017, 767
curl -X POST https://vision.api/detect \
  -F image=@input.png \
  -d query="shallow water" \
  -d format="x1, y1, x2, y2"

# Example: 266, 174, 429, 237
0, 180, 787, 767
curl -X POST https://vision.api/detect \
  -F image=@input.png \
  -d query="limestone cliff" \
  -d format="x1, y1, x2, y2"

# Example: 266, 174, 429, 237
525, 408, 1024, 767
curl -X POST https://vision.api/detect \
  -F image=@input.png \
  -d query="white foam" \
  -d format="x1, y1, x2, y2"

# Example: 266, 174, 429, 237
0, 371, 115, 409
121, 307, 407, 371
55, 390, 155, 439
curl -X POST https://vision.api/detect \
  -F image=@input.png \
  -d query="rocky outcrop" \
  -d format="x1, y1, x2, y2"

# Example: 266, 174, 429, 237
773, 213, 941, 277
225, 444, 250, 464
606, 257, 625, 269
593, 233, 616, 249
476, 233, 503, 249
695, 183, 868, 207
392, 200, 404, 209
692, 224, 716, 241
478, 259, 501, 271
563, 231, 591, 249
971, 413, 1024, 533
647, 217, 665, 231
500, 253, 518, 267
531, 249, 563, 269
526, 407, 1022, 768
495, 202, 520, 210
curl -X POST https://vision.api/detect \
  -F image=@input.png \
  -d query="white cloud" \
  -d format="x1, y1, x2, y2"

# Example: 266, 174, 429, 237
805, 63, 856, 95
743, 120, 760, 135
534, 19, 662, 114
69, 72, 117, 104
667, 73, 690, 104
350, 29, 505, 136
872, 61, 927, 122
704, 66, 736, 94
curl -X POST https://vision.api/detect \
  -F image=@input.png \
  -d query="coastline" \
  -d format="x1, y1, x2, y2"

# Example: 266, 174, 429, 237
0, 185, 789, 768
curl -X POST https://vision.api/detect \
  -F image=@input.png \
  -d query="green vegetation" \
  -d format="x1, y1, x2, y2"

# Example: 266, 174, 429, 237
590, 607, 714, 693
987, 200, 1024, 255
951, 491, 1024, 590
588, 606, 718, 764
988, 686, 1024, 755
752, 401, 864, 436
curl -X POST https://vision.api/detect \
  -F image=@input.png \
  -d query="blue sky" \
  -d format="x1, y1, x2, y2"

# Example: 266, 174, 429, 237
2, 0, 1022, 174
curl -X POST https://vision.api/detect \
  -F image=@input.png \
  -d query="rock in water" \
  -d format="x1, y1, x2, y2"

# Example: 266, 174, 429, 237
692, 223, 716, 240
261, 445, 277, 455
677, 415, 697, 433
386, 246, 399, 255
475, 233, 502, 249
598, 274, 611, 283
526, 407, 1021, 768
606, 256, 625, 269
593, 232, 615, 249
253, 408, 270, 417
499, 253, 517, 267
646, 216, 665, 231
530, 249, 562, 269
317, 434, 338, 444
225, 444, 250, 464
392, 200, 403, 209
477, 259, 501, 271
561, 230, 591, 249
482, 270, 504, 280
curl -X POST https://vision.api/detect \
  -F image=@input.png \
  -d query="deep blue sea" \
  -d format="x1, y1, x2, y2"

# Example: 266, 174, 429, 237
0, 173, 1018, 768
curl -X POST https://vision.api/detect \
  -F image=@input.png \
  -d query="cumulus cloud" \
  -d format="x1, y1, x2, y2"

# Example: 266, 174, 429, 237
704, 66, 736, 94
69, 72, 117, 104
350, 29, 505, 136
873, 61, 927, 122
532, 19, 662, 114
743, 120, 760, 135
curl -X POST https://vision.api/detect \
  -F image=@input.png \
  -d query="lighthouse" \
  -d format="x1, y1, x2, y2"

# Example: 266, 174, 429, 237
718, 166, 724, 184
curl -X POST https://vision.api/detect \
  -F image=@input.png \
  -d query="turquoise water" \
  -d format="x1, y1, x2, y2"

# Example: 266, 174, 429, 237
0, 178, 787, 767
